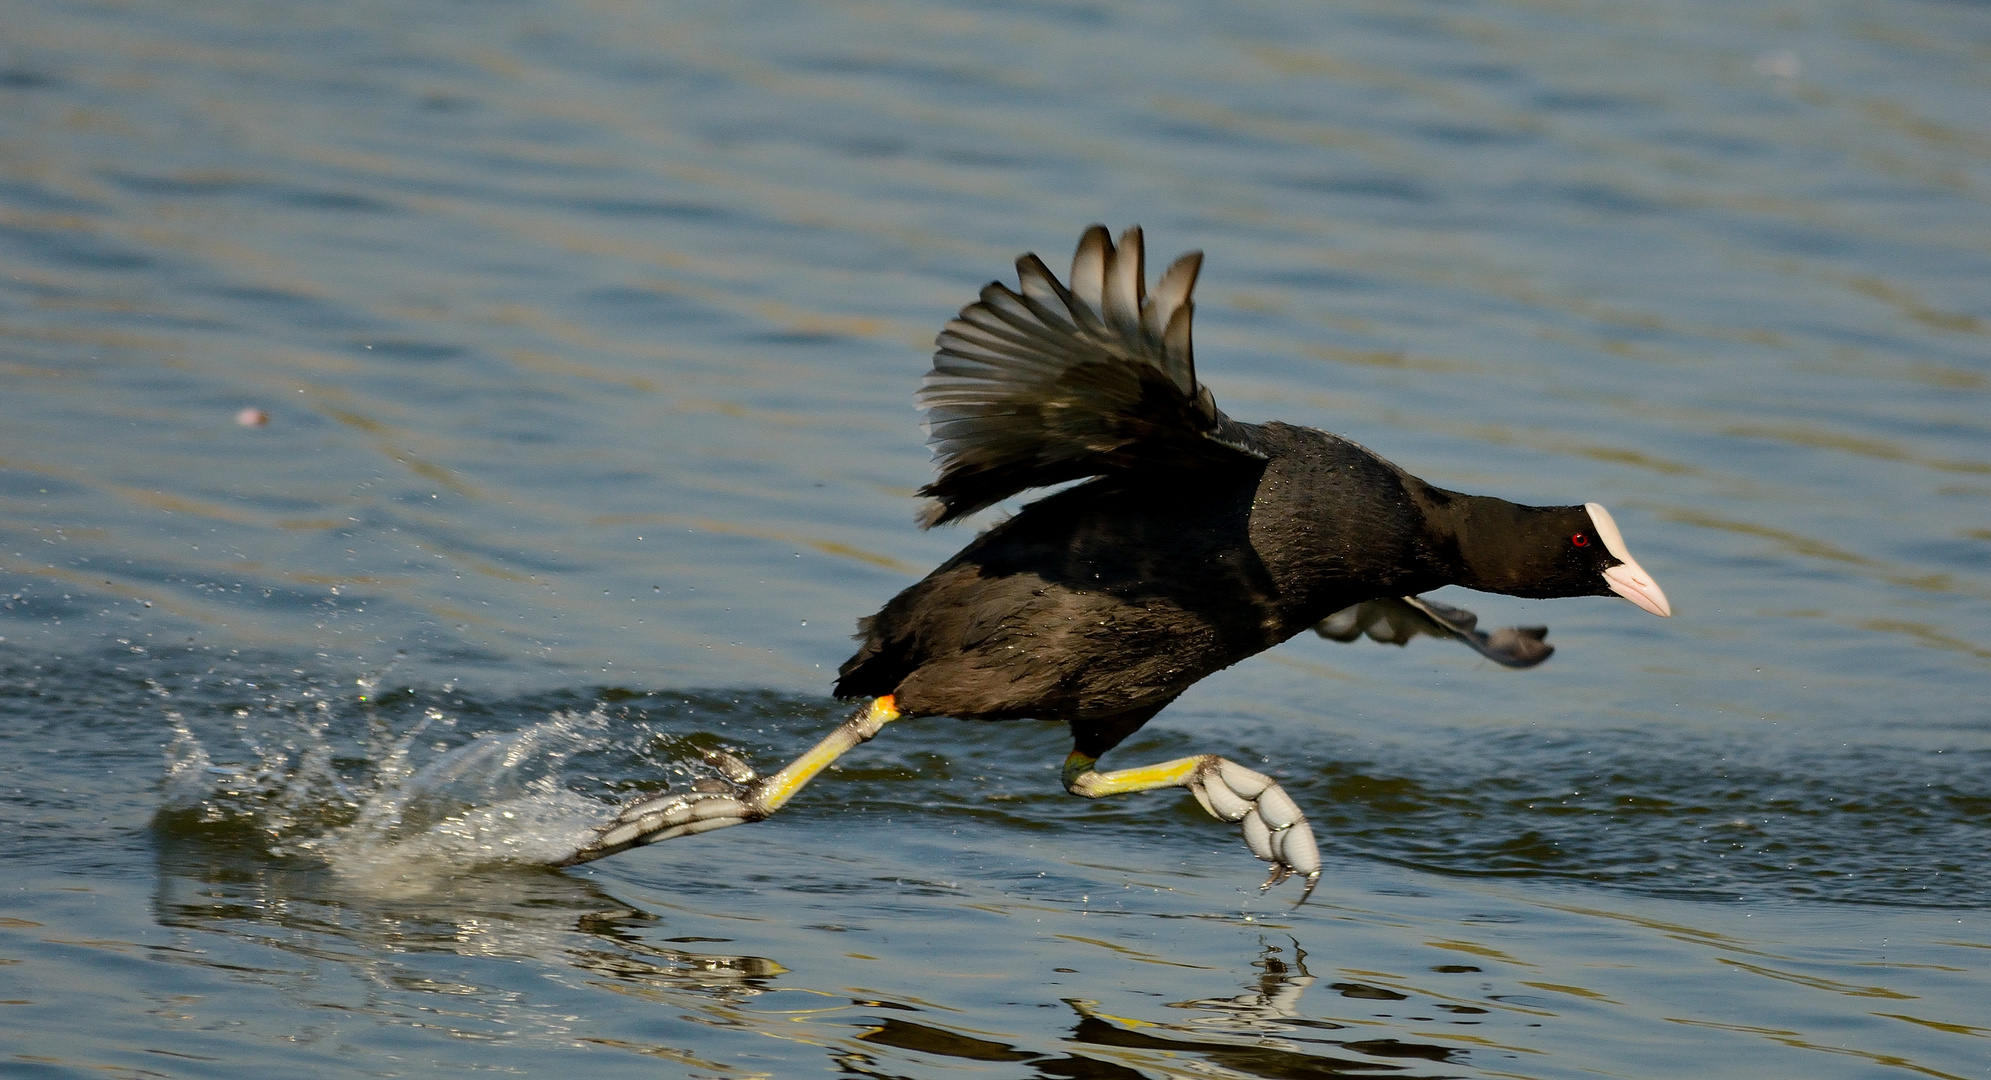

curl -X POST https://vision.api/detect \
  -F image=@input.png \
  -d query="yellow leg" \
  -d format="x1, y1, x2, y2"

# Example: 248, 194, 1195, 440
1060, 747, 1323, 903
753, 695, 901, 814
1061, 749, 1210, 797
562, 696, 902, 865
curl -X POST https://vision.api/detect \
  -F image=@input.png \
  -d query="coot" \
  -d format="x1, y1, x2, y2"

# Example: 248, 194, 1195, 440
567, 226, 1671, 901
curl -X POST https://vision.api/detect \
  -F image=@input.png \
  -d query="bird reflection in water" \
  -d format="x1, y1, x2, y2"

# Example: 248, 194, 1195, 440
848, 940, 1460, 1080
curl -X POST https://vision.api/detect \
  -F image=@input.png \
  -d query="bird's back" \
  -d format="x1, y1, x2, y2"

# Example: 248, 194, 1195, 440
835, 421, 1445, 721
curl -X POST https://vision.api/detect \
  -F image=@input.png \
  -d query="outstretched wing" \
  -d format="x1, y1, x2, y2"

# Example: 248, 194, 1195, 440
916, 224, 1263, 527
1314, 596, 1554, 669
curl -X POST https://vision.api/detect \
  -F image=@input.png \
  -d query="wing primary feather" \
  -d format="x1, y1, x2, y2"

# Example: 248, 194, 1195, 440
1015, 255, 1081, 329
939, 317, 1069, 358
912, 225, 1259, 527
1145, 250, 1201, 343
1162, 304, 1196, 396
1069, 225, 1110, 317
1151, 251, 1201, 318
962, 292, 1092, 356
1102, 226, 1145, 333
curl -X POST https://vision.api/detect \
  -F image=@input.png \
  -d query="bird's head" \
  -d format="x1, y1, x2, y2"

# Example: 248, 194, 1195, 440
1460, 501, 1671, 617
1578, 502, 1671, 617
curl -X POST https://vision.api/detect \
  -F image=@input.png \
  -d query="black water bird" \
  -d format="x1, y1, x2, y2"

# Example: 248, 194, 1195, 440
567, 226, 1672, 900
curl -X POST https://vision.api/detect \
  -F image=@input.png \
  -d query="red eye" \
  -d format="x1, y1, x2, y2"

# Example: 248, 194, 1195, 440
1571, 533, 1589, 547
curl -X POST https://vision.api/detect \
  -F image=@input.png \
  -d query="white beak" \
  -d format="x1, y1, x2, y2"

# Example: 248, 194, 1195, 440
1586, 503, 1672, 618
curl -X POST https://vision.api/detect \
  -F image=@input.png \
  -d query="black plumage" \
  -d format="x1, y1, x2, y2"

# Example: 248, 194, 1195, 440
835, 225, 1669, 761
571, 225, 1668, 897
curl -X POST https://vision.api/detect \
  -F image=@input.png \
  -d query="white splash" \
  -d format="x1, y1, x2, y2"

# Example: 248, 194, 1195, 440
163, 705, 624, 896
306, 711, 615, 894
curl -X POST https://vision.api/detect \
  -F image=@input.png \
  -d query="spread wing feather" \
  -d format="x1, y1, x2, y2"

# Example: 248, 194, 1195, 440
1315, 596, 1554, 669
917, 225, 1263, 527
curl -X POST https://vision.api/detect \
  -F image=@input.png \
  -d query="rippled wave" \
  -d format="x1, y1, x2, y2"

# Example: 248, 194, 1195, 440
9, 646, 1977, 908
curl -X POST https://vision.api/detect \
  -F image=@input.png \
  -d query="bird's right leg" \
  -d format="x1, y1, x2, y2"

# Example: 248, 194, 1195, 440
558, 695, 902, 866
1061, 750, 1322, 903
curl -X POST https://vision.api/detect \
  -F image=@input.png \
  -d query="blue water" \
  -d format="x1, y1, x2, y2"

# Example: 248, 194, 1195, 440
3, 0, 1989, 1076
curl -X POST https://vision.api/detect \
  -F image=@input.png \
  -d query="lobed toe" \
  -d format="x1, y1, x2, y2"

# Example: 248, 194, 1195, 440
1254, 785, 1304, 831
1273, 819, 1322, 878
1215, 759, 1274, 799
1239, 809, 1276, 863
1192, 771, 1254, 822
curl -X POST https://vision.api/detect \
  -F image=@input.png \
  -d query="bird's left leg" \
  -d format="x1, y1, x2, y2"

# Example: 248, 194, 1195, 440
558, 695, 903, 866
1061, 749, 1322, 903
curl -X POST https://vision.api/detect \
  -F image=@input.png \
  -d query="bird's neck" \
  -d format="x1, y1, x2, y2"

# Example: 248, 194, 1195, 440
1421, 488, 1566, 597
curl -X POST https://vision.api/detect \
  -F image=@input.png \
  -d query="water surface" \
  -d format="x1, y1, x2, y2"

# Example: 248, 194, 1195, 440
3, 0, 1989, 1077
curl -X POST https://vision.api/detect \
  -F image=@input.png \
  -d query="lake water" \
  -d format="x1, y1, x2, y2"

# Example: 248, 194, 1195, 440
3, 0, 1988, 1076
